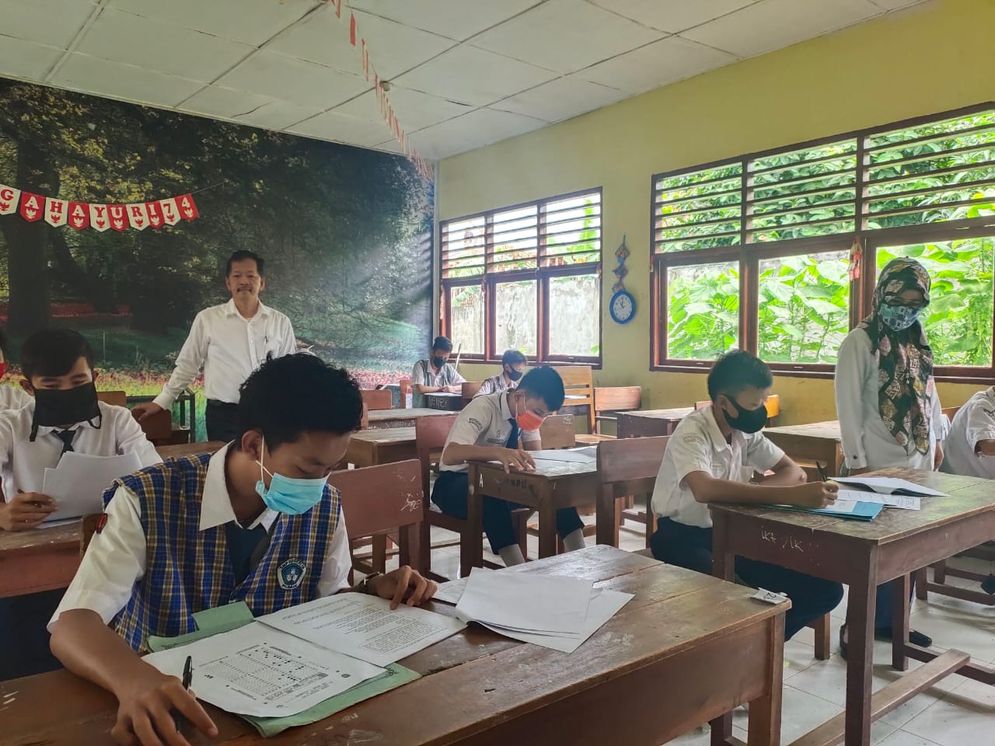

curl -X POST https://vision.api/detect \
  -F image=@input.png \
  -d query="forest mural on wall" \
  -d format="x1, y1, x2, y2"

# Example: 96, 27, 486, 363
0, 78, 433, 428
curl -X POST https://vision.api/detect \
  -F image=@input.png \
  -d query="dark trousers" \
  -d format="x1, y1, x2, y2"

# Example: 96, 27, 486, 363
651, 518, 844, 641
432, 471, 584, 554
875, 579, 915, 633
0, 589, 65, 681
206, 400, 240, 442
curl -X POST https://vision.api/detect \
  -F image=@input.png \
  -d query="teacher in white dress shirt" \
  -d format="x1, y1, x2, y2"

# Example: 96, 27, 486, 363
132, 251, 297, 442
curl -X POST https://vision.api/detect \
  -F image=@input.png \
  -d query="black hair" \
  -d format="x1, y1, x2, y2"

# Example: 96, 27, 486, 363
236, 353, 363, 449
0, 327, 8, 358
432, 336, 453, 353
517, 366, 565, 411
501, 349, 527, 367
707, 350, 773, 401
226, 250, 264, 277
21, 329, 95, 380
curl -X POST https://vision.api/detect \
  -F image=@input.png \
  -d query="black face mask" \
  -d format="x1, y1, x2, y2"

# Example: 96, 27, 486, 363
506, 368, 523, 382
723, 397, 768, 434
431, 356, 446, 369
30, 382, 102, 441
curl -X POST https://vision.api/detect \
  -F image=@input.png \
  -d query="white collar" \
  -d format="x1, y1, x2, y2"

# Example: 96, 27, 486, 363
702, 404, 744, 452
224, 298, 269, 320
198, 442, 278, 532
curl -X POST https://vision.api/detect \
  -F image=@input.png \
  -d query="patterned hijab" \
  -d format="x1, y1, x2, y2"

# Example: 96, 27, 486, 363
858, 258, 933, 454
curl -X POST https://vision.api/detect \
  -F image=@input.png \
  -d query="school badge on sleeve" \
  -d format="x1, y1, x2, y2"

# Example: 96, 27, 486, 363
277, 558, 307, 590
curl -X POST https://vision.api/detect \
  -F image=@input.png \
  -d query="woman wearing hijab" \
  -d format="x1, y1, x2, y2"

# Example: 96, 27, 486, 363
834, 257, 945, 655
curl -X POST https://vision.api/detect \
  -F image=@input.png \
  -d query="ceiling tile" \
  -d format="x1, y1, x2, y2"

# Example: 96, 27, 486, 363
349, 0, 543, 41
218, 49, 369, 108
579, 35, 736, 93
49, 53, 204, 107
0, 37, 64, 81
106, 0, 320, 45
682, 0, 883, 57
492, 76, 628, 123
471, 0, 663, 74
372, 139, 405, 155
268, 7, 455, 80
235, 100, 327, 131
287, 109, 391, 146
179, 84, 273, 119
332, 86, 472, 131
393, 45, 556, 107
867, 0, 928, 9
76, 8, 254, 82
408, 108, 546, 159
0, 0, 96, 49
590, 0, 756, 33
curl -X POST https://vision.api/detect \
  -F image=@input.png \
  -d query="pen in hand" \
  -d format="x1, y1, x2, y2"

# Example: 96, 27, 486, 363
177, 655, 193, 735
816, 461, 829, 483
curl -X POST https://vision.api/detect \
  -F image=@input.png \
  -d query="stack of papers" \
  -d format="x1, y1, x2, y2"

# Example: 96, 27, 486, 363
834, 476, 948, 497
452, 568, 632, 653
777, 499, 883, 521
41, 451, 143, 521
530, 447, 597, 464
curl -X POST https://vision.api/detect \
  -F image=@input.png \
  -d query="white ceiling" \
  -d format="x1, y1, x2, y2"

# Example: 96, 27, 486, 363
0, 0, 930, 161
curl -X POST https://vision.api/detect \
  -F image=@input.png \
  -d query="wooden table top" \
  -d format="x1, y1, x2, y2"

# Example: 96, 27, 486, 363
710, 468, 995, 546
155, 441, 226, 459
764, 420, 841, 440
368, 408, 453, 422
621, 407, 695, 421
348, 427, 416, 445
476, 458, 598, 480
0, 546, 786, 745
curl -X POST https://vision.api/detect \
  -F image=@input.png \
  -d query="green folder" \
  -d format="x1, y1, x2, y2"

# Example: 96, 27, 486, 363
145, 601, 420, 737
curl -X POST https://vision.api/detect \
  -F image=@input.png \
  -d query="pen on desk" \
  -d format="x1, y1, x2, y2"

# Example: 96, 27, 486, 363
816, 461, 829, 483
176, 655, 193, 735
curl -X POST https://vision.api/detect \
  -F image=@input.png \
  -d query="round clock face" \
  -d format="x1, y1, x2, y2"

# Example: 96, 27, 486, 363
610, 290, 636, 324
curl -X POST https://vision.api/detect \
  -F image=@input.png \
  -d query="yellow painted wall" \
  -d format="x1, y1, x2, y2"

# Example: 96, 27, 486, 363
438, 0, 995, 424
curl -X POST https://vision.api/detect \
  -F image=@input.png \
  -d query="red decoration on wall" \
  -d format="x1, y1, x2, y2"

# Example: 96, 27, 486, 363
108, 204, 129, 232
19, 192, 45, 222
68, 201, 89, 230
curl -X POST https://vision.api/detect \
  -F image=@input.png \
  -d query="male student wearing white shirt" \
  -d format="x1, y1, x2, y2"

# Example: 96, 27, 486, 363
0, 327, 31, 411
411, 336, 465, 408
132, 250, 297, 442
474, 349, 527, 398
651, 350, 843, 640
0, 329, 161, 681
942, 387, 995, 478
50, 354, 435, 746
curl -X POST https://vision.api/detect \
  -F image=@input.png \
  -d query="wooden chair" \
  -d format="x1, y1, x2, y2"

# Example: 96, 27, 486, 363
361, 389, 393, 411
942, 406, 961, 421
136, 407, 173, 445
461, 381, 482, 400
596, 436, 668, 548
593, 386, 641, 436
330, 459, 423, 579
554, 365, 595, 433
96, 390, 127, 407
538, 414, 576, 449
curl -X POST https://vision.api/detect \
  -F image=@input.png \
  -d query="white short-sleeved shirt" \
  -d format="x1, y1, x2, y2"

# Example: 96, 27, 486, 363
834, 328, 944, 471
0, 383, 31, 411
440, 391, 541, 473
651, 406, 786, 528
50, 442, 352, 630
410, 359, 465, 408
474, 373, 518, 398
0, 400, 162, 500
941, 388, 995, 479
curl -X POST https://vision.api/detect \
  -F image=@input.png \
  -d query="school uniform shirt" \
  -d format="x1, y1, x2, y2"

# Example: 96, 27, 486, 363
153, 299, 297, 409
651, 406, 786, 529
474, 373, 517, 398
49, 442, 351, 635
0, 383, 30, 411
439, 391, 541, 473
835, 327, 945, 472
941, 388, 995, 478
410, 359, 465, 408
0, 400, 161, 499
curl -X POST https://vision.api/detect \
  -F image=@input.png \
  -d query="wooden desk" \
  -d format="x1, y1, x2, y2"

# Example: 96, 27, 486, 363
467, 460, 600, 564
763, 421, 843, 476
345, 427, 417, 468
710, 468, 995, 746
155, 441, 225, 460
367, 408, 454, 430
1, 546, 788, 746
617, 407, 693, 438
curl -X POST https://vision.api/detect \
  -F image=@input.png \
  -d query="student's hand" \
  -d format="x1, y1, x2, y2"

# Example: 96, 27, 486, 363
788, 481, 839, 509
495, 448, 536, 473
370, 566, 438, 610
131, 402, 164, 422
0, 491, 56, 530
444, 385, 462, 394
113, 665, 217, 746
933, 442, 944, 470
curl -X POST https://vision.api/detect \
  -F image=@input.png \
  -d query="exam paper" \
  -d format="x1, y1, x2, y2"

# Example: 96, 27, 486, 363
833, 476, 947, 497
41, 451, 143, 521
836, 489, 921, 510
531, 447, 597, 464
144, 623, 383, 718
258, 593, 467, 667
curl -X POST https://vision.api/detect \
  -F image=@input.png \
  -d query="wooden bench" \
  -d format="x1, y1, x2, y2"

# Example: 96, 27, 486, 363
593, 385, 641, 437
595, 435, 668, 548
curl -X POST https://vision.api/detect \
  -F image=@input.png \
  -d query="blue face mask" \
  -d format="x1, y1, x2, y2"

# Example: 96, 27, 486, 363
255, 441, 328, 515
879, 303, 922, 332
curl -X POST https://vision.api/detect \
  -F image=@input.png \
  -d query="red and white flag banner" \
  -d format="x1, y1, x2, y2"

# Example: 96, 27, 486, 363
0, 185, 200, 231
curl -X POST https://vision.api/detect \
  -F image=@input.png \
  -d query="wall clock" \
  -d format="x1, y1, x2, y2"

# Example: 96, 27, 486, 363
609, 234, 636, 324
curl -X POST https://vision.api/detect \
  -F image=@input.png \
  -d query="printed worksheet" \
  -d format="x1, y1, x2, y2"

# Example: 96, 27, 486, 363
836, 489, 921, 510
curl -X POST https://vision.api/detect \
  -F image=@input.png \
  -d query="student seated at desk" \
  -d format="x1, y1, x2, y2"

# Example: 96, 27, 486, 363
650, 351, 843, 641
941, 387, 995, 477
0, 329, 161, 681
0, 326, 31, 411
475, 349, 527, 398
411, 335, 465, 408
49, 354, 436, 746
432, 366, 585, 567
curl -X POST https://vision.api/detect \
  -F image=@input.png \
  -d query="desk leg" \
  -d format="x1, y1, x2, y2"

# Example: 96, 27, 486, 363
845, 569, 877, 746
710, 514, 736, 745
463, 466, 484, 578
538, 485, 557, 559
892, 573, 911, 672
595, 488, 618, 547
748, 612, 784, 746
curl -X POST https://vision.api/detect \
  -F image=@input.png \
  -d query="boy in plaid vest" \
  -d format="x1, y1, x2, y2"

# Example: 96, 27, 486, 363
50, 354, 436, 745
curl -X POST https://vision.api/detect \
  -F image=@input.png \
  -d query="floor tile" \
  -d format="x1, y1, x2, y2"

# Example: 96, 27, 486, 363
901, 679, 995, 746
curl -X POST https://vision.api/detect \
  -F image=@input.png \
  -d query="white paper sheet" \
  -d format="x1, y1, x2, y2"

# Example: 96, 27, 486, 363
531, 447, 597, 464
833, 477, 947, 497
258, 593, 467, 667
456, 567, 593, 634
41, 451, 143, 521
143, 623, 383, 718
836, 489, 921, 510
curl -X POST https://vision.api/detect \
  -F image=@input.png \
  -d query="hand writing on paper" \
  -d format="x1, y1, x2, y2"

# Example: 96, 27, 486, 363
495, 448, 536, 473
113, 666, 217, 746
789, 481, 839, 509
369, 566, 438, 610
0, 491, 56, 530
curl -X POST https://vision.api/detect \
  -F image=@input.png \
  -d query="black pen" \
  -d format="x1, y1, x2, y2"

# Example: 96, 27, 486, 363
177, 655, 193, 735
816, 461, 829, 483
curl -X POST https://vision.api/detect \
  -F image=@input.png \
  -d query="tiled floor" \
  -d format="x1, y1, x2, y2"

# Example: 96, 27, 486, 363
399, 517, 995, 745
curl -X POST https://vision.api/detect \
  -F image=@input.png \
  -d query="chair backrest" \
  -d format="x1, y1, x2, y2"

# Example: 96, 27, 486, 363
97, 390, 127, 407
330, 460, 423, 570
554, 365, 595, 432
942, 406, 961, 421
594, 386, 642, 415
137, 407, 172, 443
539, 414, 576, 449
415, 413, 458, 499
694, 400, 710, 411
597, 436, 670, 497
361, 389, 393, 411
461, 381, 482, 400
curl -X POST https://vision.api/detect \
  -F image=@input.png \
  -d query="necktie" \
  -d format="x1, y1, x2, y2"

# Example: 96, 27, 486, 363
505, 418, 520, 449
54, 429, 77, 455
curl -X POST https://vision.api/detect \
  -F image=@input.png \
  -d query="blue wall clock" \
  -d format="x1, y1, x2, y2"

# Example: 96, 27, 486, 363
609, 288, 636, 324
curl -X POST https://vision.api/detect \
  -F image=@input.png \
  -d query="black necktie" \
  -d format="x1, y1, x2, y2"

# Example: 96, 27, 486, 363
54, 429, 77, 455
505, 418, 520, 449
